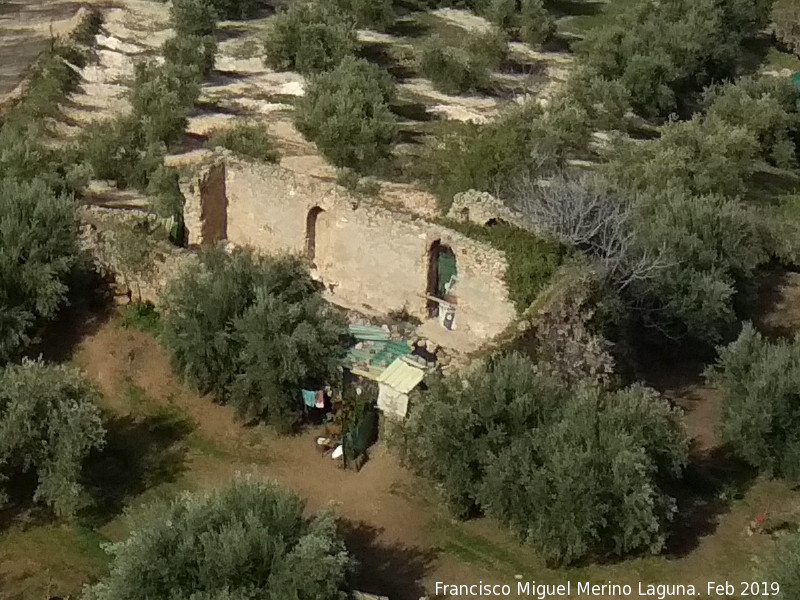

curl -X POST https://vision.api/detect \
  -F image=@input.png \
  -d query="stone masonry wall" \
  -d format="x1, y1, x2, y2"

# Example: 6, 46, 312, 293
183, 159, 517, 341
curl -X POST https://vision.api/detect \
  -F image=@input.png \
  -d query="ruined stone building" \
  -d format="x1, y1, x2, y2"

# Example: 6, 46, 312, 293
182, 156, 519, 350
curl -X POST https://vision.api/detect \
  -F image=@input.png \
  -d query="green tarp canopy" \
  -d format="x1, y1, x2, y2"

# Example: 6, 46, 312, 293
792, 71, 800, 91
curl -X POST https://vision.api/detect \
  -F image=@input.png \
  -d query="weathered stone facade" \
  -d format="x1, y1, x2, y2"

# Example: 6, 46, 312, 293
182, 158, 517, 342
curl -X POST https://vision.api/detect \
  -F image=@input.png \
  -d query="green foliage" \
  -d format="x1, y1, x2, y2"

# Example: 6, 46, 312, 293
443, 220, 566, 310
329, 0, 394, 29
401, 353, 688, 565
83, 478, 354, 600
703, 76, 800, 170
483, 0, 555, 45
0, 179, 80, 364
162, 34, 217, 78
756, 531, 800, 599
578, 0, 771, 119
772, 0, 800, 57
705, 324, 800, 480
205, 122, 279, 162
0, 359, 105, 518
425, 102, 589, 209
605, 116, 761, 197
121, 301, 161, 334
146, 164, 185, 225
418, 29, 507, 95
295, 56, 397, 172
208, 0, 261, 19
263, 3, 358, 75
161, 248, 349, 430
629, 190, 767, 346
170, 0, 217, 37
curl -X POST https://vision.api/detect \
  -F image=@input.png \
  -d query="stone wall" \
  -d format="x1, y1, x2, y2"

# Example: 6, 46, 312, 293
183, 159, 517, 341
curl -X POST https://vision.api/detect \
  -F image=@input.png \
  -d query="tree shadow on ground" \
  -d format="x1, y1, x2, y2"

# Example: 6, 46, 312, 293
340, 520, 436, 600
664, 444, 758, 557
386, 15, 430, 38
80, 410, 192, 525
546, 0, 605, 18
359, 43, 416, 80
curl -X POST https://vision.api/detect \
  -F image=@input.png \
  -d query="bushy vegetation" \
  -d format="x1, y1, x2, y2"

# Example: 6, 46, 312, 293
443, 220, 566, 310
578, 0, 772, 119
208, 0, 261, 20
756, 531, 800, 599
205, 122, 279, 162
418, 29, 507, 95
705, 324, 800, 480
329, 0, 394, 30
0, 360, 106, 518
399, 353, 688, 565
160, 248, 349, 430
0, 179, 80, 363
295, 56, 397, 172
263, 2, 358, 75
772, 0, 800, 57
484, 0, 555, 45
425, 101, 589, 208
84, 478, 354, 600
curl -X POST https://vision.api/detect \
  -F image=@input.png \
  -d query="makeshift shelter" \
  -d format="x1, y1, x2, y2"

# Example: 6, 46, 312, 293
344, 325, 412, 380
793, 71, 800, 91
376, 356, 426, 419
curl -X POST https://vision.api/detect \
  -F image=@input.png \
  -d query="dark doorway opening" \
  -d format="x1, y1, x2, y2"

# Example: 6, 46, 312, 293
426, 240, 457, 317
306, 206, 324, 263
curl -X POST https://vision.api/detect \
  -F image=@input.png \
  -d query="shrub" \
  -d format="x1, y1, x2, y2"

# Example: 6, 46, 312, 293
755, 531, 800, 599
295, 56, 397, 172
205, 122, 279, 162
121, 301, 161, 334
170, 0, 217, 37
83, 478, 354, 600
160, 248, 349, 430
400, 353, 688, 565
705, 324, 800, 479
772, 0, 800, 56
578, 0, 771, 119
0, 359, 106, 518
0, 179, 80, 364
425, 103, 561, 208
418, 29, 506, 95
162, 34, 217, 78
329, 0, 394, 30
263, 3, 358, 75
483, 0, 554, 45
208, 0, 261, 19
703, 76, 800, 170
629, 190, 767, 346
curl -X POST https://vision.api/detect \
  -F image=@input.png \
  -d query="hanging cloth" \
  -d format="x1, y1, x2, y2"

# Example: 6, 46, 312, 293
301, 389, 316, 408
315, 390, 325, 409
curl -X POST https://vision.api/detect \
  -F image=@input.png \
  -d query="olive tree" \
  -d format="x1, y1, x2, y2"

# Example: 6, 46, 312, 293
295, 56, 397, 172
400, 353, 688, 565
705, 324, 800, 480
83, 478, 354, 600
160, 247, 349, 431
756, 532, 800, 600
0, 178, 80, 364
263, 3, 358, 75
0, 360, 106, 518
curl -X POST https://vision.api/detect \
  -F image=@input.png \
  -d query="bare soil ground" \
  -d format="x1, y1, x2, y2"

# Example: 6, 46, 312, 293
0, 0, 84, 97
2, 304, 799, 600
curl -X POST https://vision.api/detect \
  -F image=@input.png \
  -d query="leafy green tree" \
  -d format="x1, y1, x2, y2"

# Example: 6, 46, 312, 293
401, 353, 688, 564
703, 76, 800, 170
208, 0, 261, 20
160, 248, 349, 430
705, 324, 800, 479
163, 34, 217, 79
0, 179, 80, 363
772, 0, 800, 56
0, 360, 106, 518
756, 531, 800, 600
263, 3, 358, 75
170, 0, 217, 37
83, 478, 354, 600
483, 0, 554, 45
604, 115, 760, 197
418, 29, 507, 95
329, 0, 394, 30
295, 56, 397, 172
578, 0, 770, 119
